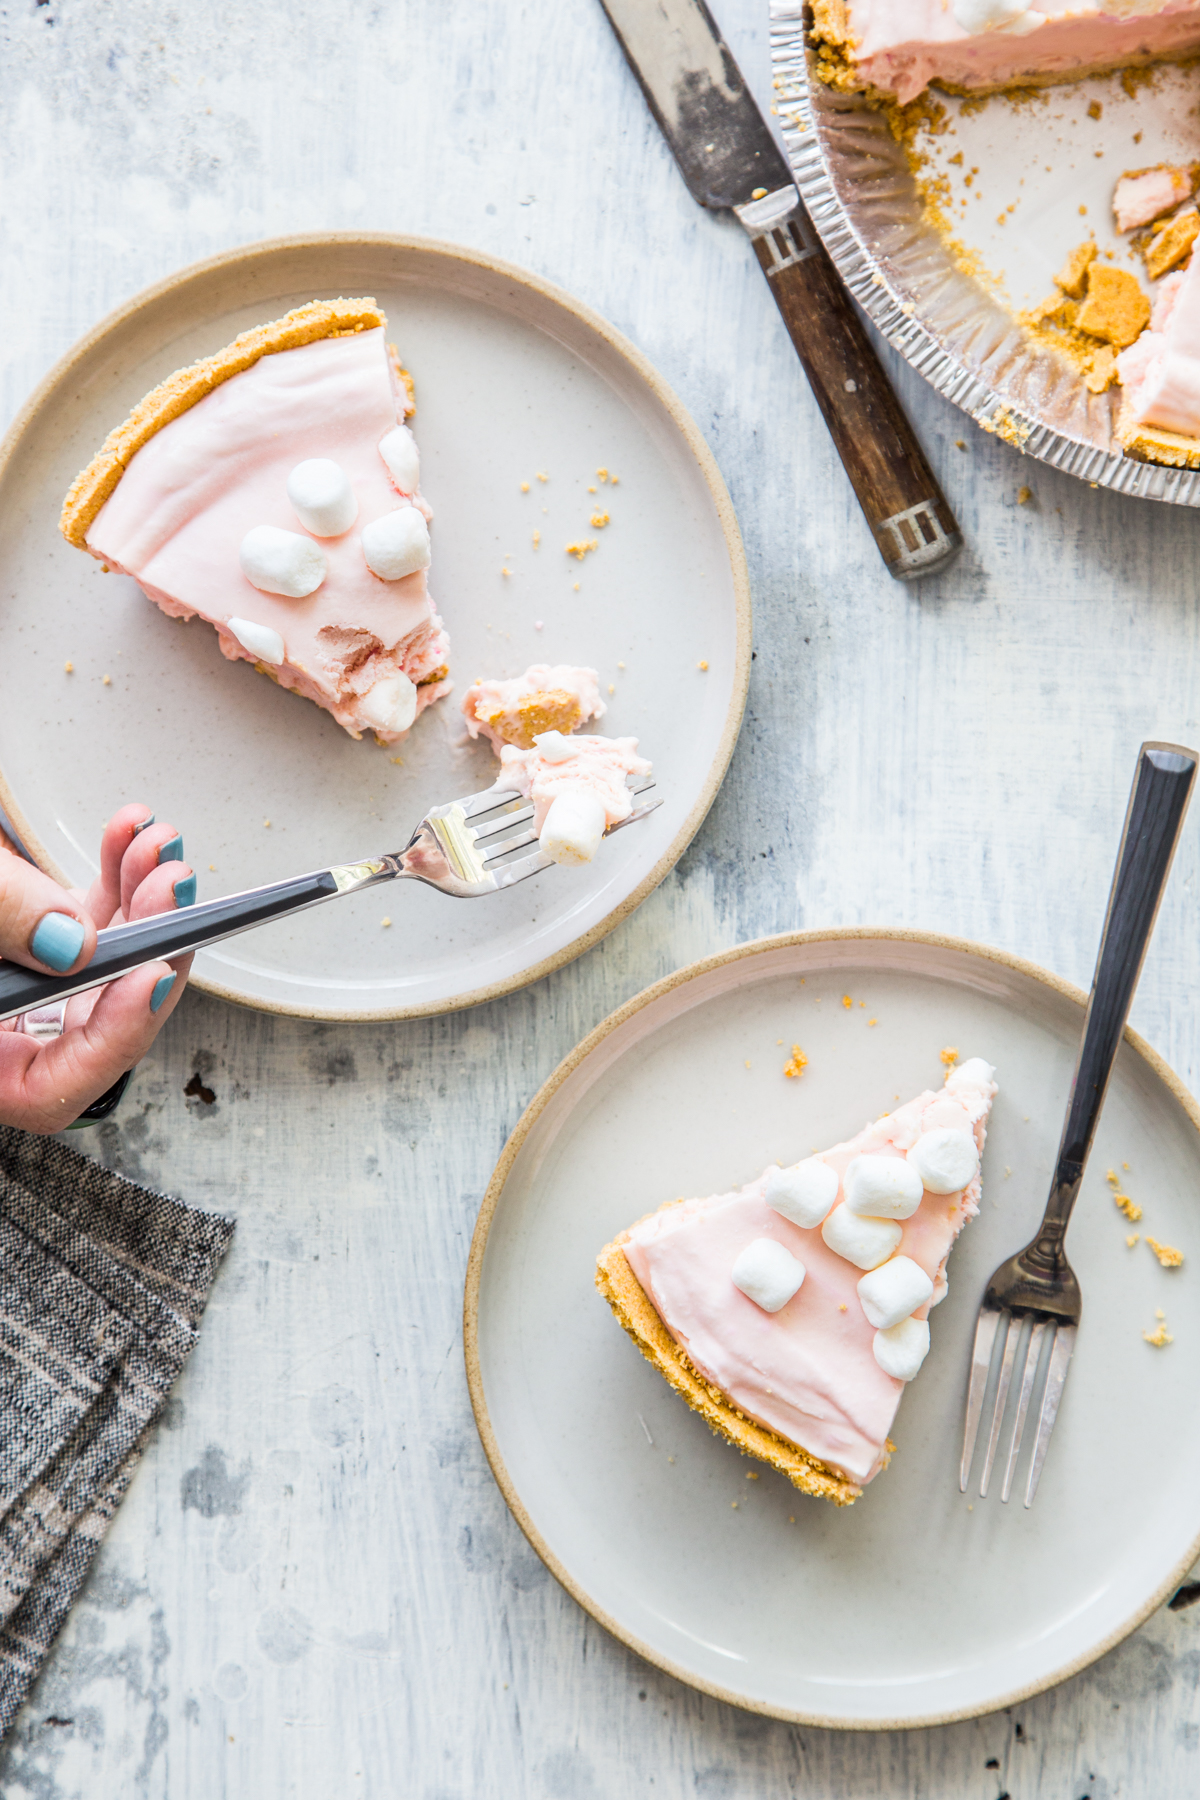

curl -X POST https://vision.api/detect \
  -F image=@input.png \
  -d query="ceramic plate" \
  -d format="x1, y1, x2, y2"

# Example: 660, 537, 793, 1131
466, 931, 1200, 1728
0, 234, 749, 1019
771, 4, 1200, 505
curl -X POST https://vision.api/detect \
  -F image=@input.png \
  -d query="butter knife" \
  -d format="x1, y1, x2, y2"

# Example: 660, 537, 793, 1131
598, 0, 962, 580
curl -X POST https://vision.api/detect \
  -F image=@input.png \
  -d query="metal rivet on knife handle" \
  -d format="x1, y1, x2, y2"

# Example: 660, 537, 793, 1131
736, 190, 963, 581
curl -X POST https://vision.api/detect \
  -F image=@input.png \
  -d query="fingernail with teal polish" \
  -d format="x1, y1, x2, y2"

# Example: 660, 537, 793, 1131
132, 813, 156, 836
173, 873, 197, 908
157, 835, 183, 863
30, 912, 85, 972
150, 972, 177, 1014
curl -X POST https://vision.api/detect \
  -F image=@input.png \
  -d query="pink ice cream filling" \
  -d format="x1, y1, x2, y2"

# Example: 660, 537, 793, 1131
841, 1, 1200, 105
1113, 165, 1194, 232
1118, 252, 1200, 434
461, 663, 605, 753
621, 1059, 998, 1487
86, 327, 450, 743
495, 734, 651, 832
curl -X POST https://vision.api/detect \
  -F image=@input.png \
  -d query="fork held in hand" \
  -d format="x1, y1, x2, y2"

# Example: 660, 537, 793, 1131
0, 778, 660, 1024
960, 742, 1197, 1508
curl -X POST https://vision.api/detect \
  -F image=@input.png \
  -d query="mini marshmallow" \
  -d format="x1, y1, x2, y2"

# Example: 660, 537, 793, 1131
953, 0, 1027, 28
765, 1158, 839, 1230
361, 506, 431, 581
731, 1238, 806, 1314
856, 1256, 934, 1331
286, 458, 358, 536
821, 1205, 902, 1271
239, 525, 327, 598
539, 789, 607, 865
379, 424, 420, 494
533, 730, 580, 764
873, 1316, 931, 1382
907, 1127, 980, 1195
843, 1154, 925, 1221
358, 672, 418, 735
226, 616, 285, 665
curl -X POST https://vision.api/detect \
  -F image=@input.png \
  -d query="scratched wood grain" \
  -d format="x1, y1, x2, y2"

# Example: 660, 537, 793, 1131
4, 0, 1200, 1794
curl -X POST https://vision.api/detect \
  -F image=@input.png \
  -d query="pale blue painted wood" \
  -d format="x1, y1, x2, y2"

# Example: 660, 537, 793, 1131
4, 0, 1200, 1793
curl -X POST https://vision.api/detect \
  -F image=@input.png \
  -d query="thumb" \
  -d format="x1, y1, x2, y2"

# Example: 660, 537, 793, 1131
0, 847, 96, 975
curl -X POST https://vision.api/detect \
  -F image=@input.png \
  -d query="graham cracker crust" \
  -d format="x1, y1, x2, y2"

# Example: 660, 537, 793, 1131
1118, 405, 1200, 468
59, 296, 389, 549
595, 1223, 863, 1507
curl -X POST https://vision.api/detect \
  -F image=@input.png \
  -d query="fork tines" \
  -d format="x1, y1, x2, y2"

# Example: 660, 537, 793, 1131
960, 1307, 1077, 1508
459, 778, 660, 887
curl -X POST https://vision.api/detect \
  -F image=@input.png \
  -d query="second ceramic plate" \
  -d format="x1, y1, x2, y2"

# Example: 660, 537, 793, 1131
467, 931, 1200, 1727
0, 233, 749, 1018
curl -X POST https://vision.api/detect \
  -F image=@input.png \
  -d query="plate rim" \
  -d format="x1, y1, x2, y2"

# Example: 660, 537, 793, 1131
464, 924, 1200, 1730
0, 230, 752, 1021
769, 5, 1200, 509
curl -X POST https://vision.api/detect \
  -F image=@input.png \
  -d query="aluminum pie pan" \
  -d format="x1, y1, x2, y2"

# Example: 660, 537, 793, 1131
769, 1, 1200, 507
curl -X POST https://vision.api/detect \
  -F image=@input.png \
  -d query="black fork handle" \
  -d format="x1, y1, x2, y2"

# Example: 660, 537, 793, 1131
1044, 741, 1197, 1234
0, 869, 342, 1024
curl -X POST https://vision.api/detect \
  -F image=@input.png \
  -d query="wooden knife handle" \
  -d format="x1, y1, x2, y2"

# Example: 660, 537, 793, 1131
742, 199, 962, 579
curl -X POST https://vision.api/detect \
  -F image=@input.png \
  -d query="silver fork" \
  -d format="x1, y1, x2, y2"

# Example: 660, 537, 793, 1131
960, 742, 1197, 1509
0, 777, 660, 1024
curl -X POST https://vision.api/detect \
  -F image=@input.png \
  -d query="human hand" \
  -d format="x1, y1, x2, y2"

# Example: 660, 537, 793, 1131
0, 804, 195, 1133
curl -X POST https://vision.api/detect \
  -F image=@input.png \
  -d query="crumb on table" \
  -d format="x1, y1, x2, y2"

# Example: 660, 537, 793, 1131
1114, 1192, 1142, 1222
590, 511, 610, 528
520, 481, 530, 493
1146, 1236, 1183, 1268
381, 916, 392, 928
842, 994, 852, 1009
697, 660, 708, 671
1127, 1233, 1140, 1248
940, 1046, 958, 1067
1144, 1310, 1173, 1347
64, 660, 73, 673
1017, 485, 1032, 505
566, 539, 598, 560
783, 1044, 807, 1080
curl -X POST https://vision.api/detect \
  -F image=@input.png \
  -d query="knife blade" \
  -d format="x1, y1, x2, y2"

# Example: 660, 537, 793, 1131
598, 0, 962, 580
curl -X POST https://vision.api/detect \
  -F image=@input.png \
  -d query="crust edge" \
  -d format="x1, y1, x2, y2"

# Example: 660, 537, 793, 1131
594, 1228, 863, 1508
59, 296, 389, 549
1117, 401, 1200, 468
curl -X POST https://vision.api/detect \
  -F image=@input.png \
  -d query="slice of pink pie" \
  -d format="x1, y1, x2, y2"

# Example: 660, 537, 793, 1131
60, 298, 450, 743
596, 1057, 997, 1505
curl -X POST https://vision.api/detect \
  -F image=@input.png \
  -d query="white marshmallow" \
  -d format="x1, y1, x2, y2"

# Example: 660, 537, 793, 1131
856, 1256, 934, 1331
358, 672, 418, 736
533, 730, 580, 764
843, 1154, 925, 1220
226, 616, 285, 665
765, 1158, 839, 1230
379, 424, 420, 494
239, 525, 327, 598
821, 1205, 902, 1271
286, 459, 358, 537
731, 1238, 806, 1314
539, 789, 607, 865
953, 0, 1027, 30
361, 506, 431, 581
907, 1127, 980, 1195
873, 1316, 931, 1382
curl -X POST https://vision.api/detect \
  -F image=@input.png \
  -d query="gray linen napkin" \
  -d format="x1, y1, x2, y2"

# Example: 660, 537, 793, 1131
0, 1124, 234, 1737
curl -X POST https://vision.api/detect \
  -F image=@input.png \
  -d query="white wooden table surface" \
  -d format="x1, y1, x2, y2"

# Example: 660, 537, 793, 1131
5, 1, 1200, 1794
